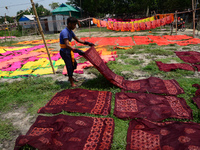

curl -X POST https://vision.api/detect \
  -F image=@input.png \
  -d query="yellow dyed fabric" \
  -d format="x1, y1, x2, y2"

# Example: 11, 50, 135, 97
22, 58, 49, 69
31, 67, 58, 75
0, 71, 10, 77
9, 69, 32, 77
55, 59, 65, 66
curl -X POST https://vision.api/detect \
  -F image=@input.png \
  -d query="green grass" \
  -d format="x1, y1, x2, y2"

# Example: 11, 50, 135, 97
1, 36, 200, 150
0, 120, 16, 142
142, 61, 195, 78
78, 26, 114, 32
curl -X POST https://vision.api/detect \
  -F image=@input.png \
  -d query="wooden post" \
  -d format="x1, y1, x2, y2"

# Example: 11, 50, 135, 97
175, 11, 178, 35
192, 0, 196, 37
89, 17, 91, 37
4, 14, 7, 42
30, 0, 55, 74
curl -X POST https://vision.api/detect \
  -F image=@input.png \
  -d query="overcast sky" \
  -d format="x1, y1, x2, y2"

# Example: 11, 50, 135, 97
0, 0, 69, 17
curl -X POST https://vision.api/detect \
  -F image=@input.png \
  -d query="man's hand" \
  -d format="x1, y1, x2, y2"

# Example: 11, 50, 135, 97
73, 49, 85, 55
84, 41, 95, 46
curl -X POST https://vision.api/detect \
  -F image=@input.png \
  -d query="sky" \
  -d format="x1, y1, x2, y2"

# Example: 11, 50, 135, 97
0, 0, 69, 17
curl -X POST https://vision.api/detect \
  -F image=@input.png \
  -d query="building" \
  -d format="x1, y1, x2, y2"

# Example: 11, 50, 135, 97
18, 15, 36, 28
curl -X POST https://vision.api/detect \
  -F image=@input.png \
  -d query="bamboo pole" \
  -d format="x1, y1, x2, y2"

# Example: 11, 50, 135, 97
89, 17, 91, 37
192, 0, 196, 37
4, 14, 7, 42
175, 11, 178, 35
30, 0, 55, 74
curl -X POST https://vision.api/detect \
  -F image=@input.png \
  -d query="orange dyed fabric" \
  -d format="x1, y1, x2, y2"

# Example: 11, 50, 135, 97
14, 115, 114, 150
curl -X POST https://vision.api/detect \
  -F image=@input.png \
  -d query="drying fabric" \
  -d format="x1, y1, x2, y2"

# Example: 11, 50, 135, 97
0, 71, 10, 77
175, 51, 200, 64
133, 23, 140, 31
156, 61, 195, 72
83, 47, 184, 95
14, 114, 114, 150
114, 92, 192, 121
32, 67, 58, 75
145, 21, 151, 30
139, 22, 146, 30
134, 36, 153, 45
9, 69, 33, 77
192, 64, 200, 72
192, 84, 200, 108
126, 119, 200, 150
192, 96, 200, 109
162, 35, 192, 40
38, 89, 112, 115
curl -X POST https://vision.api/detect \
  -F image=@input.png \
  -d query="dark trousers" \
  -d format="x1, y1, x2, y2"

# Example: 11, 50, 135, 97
60, 50, 77, 77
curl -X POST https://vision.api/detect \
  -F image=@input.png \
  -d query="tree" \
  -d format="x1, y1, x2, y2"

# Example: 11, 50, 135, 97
49, 2, 60, 10
16, 3, 51, 21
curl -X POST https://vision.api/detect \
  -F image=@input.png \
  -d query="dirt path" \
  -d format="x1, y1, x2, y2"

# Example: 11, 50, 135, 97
1, 28, 200, 150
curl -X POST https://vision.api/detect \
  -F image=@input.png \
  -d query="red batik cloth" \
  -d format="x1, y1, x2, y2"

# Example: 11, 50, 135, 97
38, 89, 112, 116
126, 119, 200, 150
175, 51, 200, 64
156, 61, 195, 72
192, 64, 200, 72
83, 47, 184, 95
14, 115, 114, 150
114, 92, 192, 121
192, 84, 200, 109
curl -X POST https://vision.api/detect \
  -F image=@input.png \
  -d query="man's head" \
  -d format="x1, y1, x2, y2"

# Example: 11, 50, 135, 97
67, 17, 78, 30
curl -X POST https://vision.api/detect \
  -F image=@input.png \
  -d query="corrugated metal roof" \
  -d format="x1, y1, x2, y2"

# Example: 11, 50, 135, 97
52, 3, 79, 13
23, 15, 35, 20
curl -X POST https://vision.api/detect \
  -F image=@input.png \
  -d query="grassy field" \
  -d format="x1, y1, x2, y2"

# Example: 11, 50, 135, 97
0, 33, 200, 149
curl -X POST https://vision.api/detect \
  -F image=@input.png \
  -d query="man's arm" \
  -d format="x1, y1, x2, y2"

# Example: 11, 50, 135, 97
73, 36, 85, 44
64, 38, 75, 51
73, 36, 95, 46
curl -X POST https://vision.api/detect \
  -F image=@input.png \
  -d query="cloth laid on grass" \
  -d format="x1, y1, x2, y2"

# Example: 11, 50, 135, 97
175, 51, 200, 64
114, 92, 192, 121
83, 47, 184, 95
32, 67, 58, 76
38, 89, 112, 115
126, 119, 200, 150
156, 61, 195, 72
14, 114, 114, 150
133, 36, 153, 45
162, 35, 193, 40
192, 84, 200, 109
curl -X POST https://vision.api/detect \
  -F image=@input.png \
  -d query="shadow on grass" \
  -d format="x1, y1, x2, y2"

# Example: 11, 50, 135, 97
80, 75, 116, 90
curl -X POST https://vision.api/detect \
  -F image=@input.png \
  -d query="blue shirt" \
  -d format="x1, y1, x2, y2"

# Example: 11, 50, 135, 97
60, 27, 75, 53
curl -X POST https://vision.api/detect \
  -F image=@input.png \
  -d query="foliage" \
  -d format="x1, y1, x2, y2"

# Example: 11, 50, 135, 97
67, 0, 195, 17
0, 16, 14, 24
49, 2, 60, 10
16, 3, 51, 21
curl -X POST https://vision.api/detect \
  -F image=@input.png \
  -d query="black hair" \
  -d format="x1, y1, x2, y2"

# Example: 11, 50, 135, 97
67, 17, 78, 25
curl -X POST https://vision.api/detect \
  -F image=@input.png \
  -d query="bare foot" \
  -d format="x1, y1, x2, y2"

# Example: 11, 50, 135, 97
71, 83, 76, 87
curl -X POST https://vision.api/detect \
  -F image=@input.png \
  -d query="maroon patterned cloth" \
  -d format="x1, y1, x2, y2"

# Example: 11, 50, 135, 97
114, 92, 192, 121
83, 47, 184, 95
192, 64, 200, 72
192, 84, 200, 109
156, 61, 195, 72
14, 115, 114, 150
38, 89, 112, 116
193, 84, 200, 96
126, 119, 200, 150
175, 51, 200, 64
